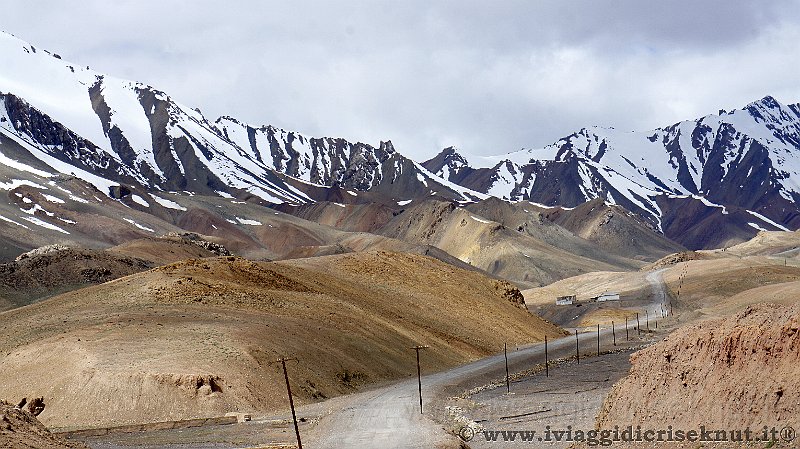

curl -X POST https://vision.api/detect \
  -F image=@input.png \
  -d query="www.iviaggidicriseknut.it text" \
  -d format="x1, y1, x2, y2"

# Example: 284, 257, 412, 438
458, 424, 796, 446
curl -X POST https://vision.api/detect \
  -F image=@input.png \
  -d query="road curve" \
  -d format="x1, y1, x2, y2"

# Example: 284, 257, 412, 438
309, 333, 600, 448
309, 270, 671, 448
645, 268, 670, 318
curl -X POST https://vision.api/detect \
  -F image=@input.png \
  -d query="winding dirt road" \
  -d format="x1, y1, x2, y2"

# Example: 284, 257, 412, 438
308, 332, 624, 448
308, 270, 672, 448
645, 268, 670, 318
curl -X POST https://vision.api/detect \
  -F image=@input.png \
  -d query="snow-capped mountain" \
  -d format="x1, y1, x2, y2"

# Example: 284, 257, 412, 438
424, 97, 800, 247
0, 31, 481, 207
1, 29, 797, 250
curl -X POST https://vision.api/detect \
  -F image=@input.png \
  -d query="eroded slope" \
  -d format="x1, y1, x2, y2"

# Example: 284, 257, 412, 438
0, 251, 565, 429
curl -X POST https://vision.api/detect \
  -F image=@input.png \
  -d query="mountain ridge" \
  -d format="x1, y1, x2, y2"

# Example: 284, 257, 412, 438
0, 30, 483, 208
1, 29, 797, 250
423, 95, 800, 248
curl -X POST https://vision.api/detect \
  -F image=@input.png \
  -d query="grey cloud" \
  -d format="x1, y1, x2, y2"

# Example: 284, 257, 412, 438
1, 0, 799, 160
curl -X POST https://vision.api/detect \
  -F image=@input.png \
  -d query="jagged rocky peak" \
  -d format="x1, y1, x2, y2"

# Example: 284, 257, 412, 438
421, 146, 470, 177
743, 95, 800, 135
213, 114, 399, 189
748, 94, 783, 112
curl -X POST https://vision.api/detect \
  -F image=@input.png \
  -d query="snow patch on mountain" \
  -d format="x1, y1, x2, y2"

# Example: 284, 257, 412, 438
747, 210, 790, 231
0, 148, 52, 179
0, 179, 46, 190
123, 217, 154, 232
0, 102, 119, 194
486, 161, 521, 200
411, 161, 487, 200
42, 193, 64, 204
470, 215, 493, 224
130, 194, 149, 207
97, 78, 163, 179
22, 215, 69, 234
235, 216, 261, 225
151, 195, 186, 211
0, 214, 28, 228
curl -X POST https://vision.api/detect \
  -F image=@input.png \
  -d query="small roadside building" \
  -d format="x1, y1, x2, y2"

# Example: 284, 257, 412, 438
555, 295, 576, 305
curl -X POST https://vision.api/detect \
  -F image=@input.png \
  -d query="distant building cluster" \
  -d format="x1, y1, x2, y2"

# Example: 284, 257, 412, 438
555, 292, 620, 305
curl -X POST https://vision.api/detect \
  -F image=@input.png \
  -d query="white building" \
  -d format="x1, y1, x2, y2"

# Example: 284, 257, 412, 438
556, 295, 576, 305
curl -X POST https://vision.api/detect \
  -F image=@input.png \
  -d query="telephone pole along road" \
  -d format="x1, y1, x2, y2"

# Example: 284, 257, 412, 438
308, 326, 648, 448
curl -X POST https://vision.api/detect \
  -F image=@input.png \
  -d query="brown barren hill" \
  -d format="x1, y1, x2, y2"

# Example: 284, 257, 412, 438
275, 201, 398, 233
597, 303, 800, 432
379, 199, 640, 289
639, 250, 710, 271
661, 257, 800, 316
0, 234, 236, 312
714, 229, 800, 257
0, 400, 88, 448
542, 198, 685, 261
106, 234, 230, 265
0, 245, 152, 312
0, 251, 565, 430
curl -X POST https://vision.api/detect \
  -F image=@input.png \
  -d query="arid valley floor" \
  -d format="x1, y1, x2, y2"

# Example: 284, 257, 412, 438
2, 227, 800, 448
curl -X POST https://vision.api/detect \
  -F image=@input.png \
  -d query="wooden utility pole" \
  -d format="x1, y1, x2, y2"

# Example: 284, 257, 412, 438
596, 324, 600, 356
504, 343, 510, 393
273, 357, 302, 449
575, 330, 580, 364
625, 316, 629, 340
544, 335, 549, 377
636, 313, 641, 335
411, 345, 429, 414
612, 321, 616, 346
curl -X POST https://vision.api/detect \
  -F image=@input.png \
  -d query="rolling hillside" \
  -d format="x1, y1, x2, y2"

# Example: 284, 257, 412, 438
0, 251, 565, 429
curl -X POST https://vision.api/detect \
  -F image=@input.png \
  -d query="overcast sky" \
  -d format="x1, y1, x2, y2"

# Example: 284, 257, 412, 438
2, 1, 799, 160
